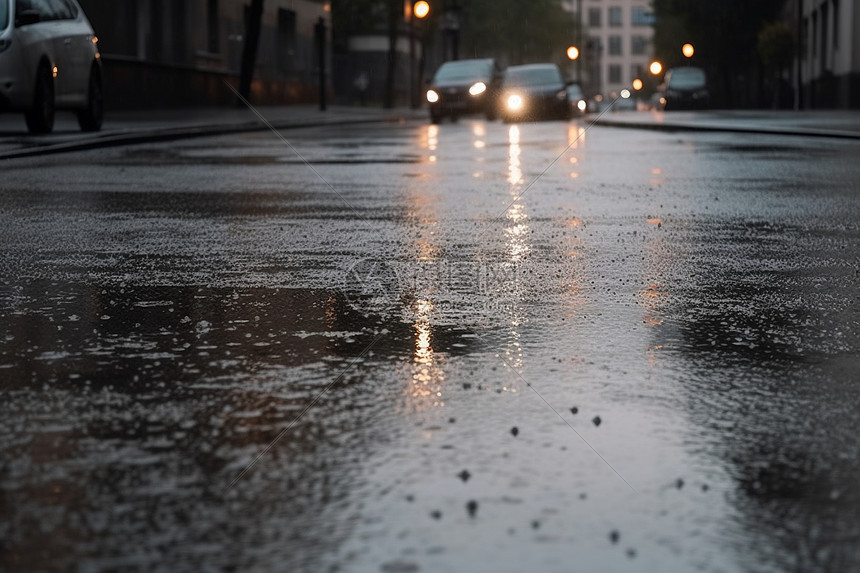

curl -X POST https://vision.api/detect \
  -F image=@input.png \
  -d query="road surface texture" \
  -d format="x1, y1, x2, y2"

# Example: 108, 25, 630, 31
1, 117, 859, 572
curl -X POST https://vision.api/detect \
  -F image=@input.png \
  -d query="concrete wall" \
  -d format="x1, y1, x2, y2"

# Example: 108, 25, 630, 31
798, 0, 860, 108
77, 0, 331, 109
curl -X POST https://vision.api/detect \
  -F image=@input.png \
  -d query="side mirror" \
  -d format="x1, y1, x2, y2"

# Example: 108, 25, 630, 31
16, 10, 41, 27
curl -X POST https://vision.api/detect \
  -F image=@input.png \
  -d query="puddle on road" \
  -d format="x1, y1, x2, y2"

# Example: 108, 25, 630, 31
0, 279, 489, 571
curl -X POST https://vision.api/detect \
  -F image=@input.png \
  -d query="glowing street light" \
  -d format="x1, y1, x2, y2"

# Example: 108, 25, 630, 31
632, 78, 643, 91
567, 46, 580, 61
414, 1, 430, 19
682, 43, 694, 58
649, 61, 663, 75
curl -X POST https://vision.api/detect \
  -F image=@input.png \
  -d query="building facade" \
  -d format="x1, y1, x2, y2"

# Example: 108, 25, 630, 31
796, 0, 860, 108
77, 0, 331, 109
564, 0, 654, 97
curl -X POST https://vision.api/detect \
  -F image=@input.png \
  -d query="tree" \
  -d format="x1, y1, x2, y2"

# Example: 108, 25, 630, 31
652, 0, 788, 108
758, 21, 795, 108
458, 0, 573, 66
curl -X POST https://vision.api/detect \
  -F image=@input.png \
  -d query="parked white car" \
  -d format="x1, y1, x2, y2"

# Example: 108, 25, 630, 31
0, 0, 102, 133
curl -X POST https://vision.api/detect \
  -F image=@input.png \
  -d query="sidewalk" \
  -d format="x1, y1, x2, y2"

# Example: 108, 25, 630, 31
0, 105, 427, 160
589, 109, 860, 140
3, 106, 859, 161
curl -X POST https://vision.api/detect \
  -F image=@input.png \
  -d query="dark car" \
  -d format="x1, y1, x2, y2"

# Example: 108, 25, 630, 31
426, 58, 501, 123
566, 82, 587, 117
499, 63, 570, 122
662, 66, 709, 110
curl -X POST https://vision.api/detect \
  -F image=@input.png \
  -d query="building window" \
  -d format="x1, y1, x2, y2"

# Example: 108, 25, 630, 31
608, 7, 622, 27
608, 64, 622, 84
811, 12, 817, 57
801, 17, 808, 58
207, 0, 219, 53
631, 64, 644, 80
608, 36, 622, 56
631, 35, 648, 55
832, 0, 839, 48
588, 7, 601, 28
820, 3, 828, 69
631, 7, 653, 27
278, 8, 297, 74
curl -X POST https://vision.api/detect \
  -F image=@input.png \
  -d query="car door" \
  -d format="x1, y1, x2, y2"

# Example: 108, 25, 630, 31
14, 0, 68, 98
50, 0, 91, 103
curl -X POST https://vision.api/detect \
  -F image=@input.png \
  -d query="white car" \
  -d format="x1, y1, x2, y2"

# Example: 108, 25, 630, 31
0, 0, 102, 133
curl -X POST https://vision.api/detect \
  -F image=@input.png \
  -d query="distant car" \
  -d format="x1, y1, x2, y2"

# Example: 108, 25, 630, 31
662, 66, 709, 110
612, 92, 637, 111
0, 0, 103, 134
500, 63, 570, 122
426, 58, 501, 123
566, 82, 587, 116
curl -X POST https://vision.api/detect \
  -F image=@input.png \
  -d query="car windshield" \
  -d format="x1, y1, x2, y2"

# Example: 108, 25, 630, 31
504, 66, 562, 87
434, 60, 491, 82
667, 67, 706, 89
567, 84, 584, 99
0, 0, 8, 29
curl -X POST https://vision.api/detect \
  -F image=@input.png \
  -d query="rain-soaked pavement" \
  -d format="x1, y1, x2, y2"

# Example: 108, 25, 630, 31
1, 119, 859, 572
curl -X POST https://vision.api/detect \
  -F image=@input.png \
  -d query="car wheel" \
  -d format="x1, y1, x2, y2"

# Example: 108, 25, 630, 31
24, 64, 55, 134
77, 64, 104, 132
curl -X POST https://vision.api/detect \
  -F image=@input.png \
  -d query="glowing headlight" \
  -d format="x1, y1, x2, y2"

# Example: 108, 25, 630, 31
577, 99, 587, 111
507, 94, 524, 111
426, 90, 439, 103
469, 81, 487, 96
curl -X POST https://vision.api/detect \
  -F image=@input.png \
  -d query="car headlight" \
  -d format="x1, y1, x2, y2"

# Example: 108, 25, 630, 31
469, 81, 487, 96
426, 89, 439, 103
577, 99, 587, 111
507, 94, 524, 111
556, 90, 567, 100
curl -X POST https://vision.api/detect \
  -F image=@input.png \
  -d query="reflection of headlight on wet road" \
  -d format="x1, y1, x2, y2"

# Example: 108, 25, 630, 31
507, 94, 523, 111
469, 81, 486, 96
426, 90, 439, 103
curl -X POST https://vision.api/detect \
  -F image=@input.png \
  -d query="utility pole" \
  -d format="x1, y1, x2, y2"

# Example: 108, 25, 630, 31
315, 17, 327, 111
238, 0, 264, 103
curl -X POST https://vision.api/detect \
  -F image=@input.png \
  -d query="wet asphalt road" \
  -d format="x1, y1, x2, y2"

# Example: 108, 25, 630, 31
1, 118, 860, 572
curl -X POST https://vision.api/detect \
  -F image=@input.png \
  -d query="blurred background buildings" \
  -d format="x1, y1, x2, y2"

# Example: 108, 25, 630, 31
77, 0, 331, 109
75, 0, 858, 110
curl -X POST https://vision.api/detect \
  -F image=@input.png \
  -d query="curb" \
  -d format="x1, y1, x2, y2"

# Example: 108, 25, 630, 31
0, 112, 422, 161
590, 117, 860, 140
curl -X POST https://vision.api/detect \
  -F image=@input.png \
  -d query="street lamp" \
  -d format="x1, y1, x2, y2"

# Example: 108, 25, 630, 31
682, 43, 694, 59
414, 1, 430, 19
409, 2, 430, 109
632, 78, 643, 91
649, 61, 663, 75
567, 46, 580, 61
